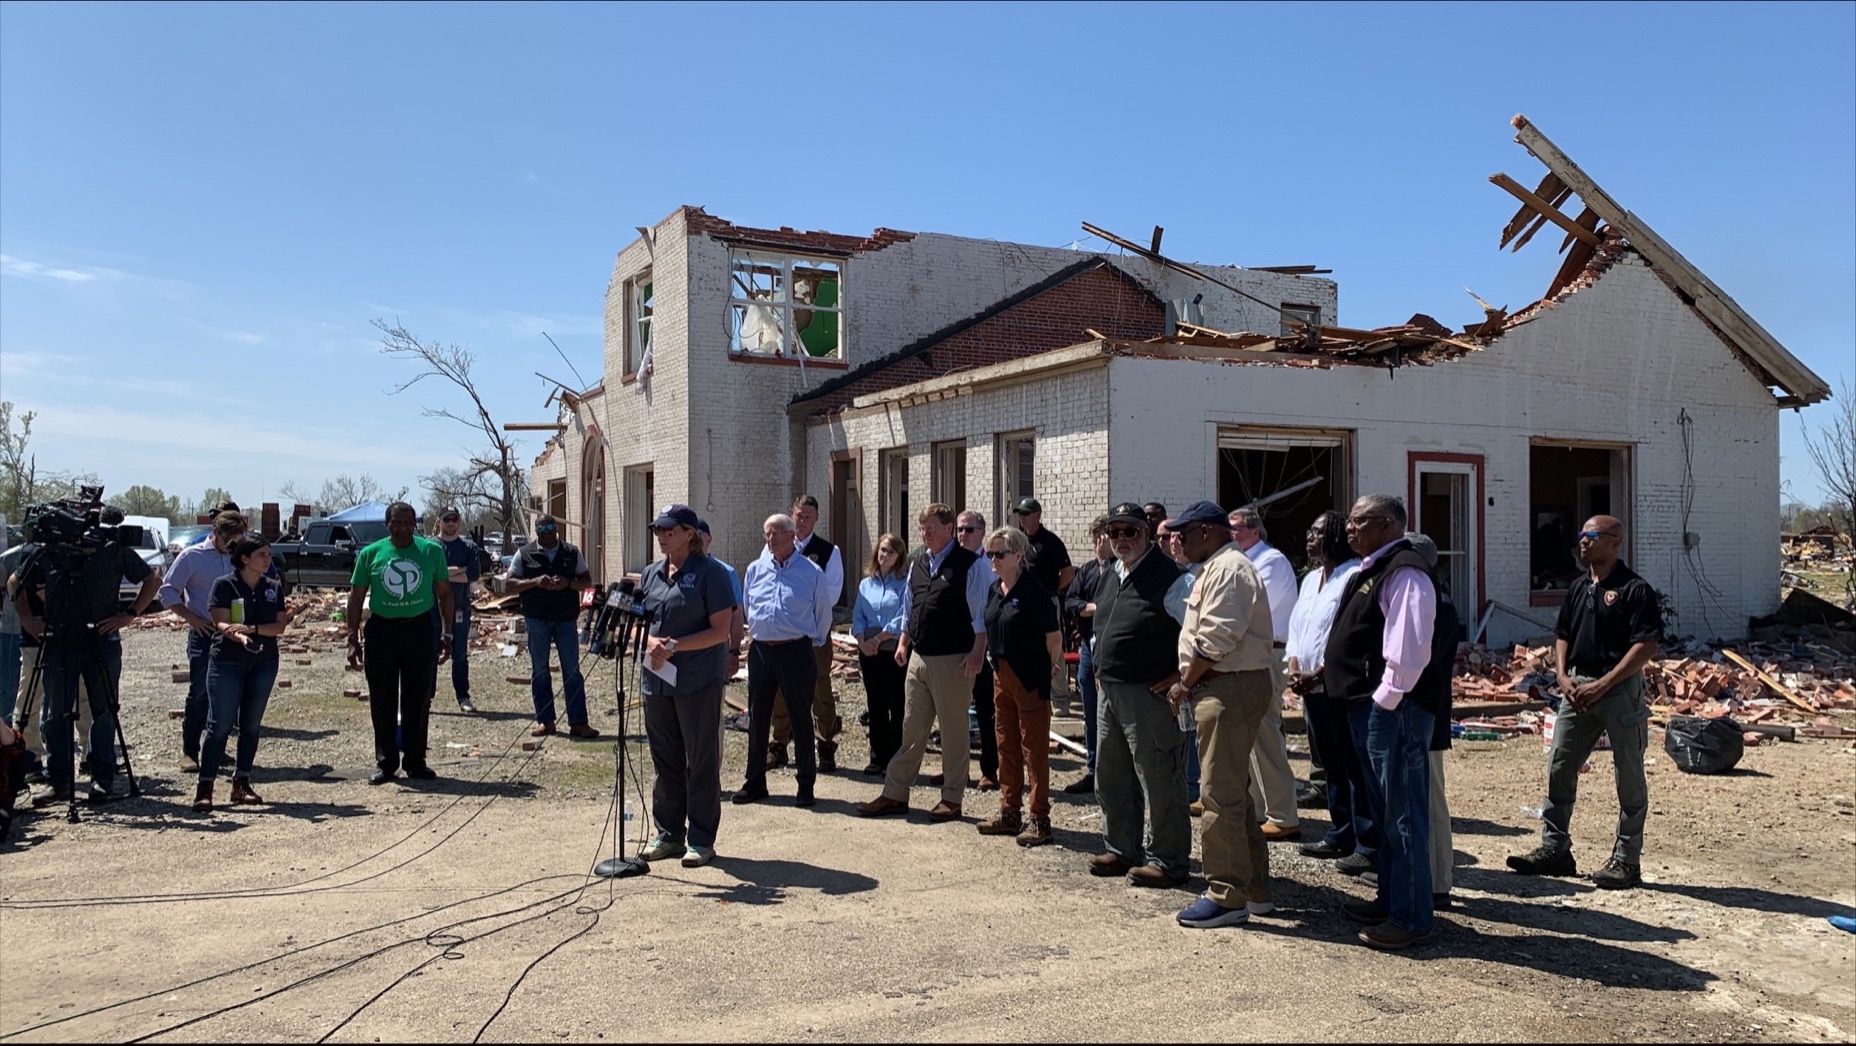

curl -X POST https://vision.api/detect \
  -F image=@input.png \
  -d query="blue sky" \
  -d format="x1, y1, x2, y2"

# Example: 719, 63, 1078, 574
2, 1, 1851, 515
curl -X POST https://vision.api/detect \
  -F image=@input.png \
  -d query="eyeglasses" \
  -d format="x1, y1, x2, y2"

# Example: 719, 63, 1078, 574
1346, 515, 1387, 527
957, 525, 980, 533
1106, 526, 1143, 539
1577, 529, 1620, 542
985, 550, 1012, 560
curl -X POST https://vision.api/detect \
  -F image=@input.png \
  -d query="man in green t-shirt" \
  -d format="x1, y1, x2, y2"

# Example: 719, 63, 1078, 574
345, 502, 454, 786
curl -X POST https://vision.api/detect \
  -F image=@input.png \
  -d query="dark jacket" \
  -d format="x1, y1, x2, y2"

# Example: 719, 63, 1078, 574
1323, 540, 1447, 717
1065, 557, 1111, 644
1091, 547, 1181, 685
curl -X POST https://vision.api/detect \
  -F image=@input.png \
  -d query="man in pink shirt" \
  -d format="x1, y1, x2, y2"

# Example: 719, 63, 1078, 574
1321, 495, 1443, 950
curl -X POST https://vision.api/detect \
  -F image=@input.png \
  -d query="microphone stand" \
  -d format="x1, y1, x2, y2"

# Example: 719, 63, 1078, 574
595, 601, 650, 879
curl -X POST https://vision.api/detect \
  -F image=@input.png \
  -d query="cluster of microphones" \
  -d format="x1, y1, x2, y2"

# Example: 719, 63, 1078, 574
583, 579, 653, 661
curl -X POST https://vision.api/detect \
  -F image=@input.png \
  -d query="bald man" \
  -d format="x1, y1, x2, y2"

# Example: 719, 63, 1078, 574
1508, 515, 1662, 891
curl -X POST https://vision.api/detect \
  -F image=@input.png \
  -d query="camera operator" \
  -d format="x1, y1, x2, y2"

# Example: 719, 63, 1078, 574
11, 518, 159, 802
159, 512, 248, 771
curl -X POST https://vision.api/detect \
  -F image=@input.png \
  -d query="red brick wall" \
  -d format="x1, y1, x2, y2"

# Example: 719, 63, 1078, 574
800, 266, 1165, 415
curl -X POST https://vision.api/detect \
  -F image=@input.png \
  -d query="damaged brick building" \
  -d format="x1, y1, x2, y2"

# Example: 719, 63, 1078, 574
530, 116, 1832, 646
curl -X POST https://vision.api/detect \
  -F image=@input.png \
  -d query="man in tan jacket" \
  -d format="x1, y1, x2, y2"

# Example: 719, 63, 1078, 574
1163, 500, 1278, 930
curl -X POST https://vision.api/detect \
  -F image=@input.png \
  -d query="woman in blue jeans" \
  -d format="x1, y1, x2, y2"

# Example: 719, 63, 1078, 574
196, 536, 298, 811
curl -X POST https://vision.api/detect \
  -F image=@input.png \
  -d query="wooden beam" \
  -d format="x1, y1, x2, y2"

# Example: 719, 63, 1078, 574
1150, 225, 1164, 255
1500, 171, 1567, 249
1509, 114, 1831, 405
1489, 173, 1602, 247
1721, 648, 1820, 716
503, 422, 568, 431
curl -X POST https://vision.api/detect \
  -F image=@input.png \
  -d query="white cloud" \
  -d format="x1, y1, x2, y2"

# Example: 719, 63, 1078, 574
223, 331, 265, 345
0, 254, 99, 282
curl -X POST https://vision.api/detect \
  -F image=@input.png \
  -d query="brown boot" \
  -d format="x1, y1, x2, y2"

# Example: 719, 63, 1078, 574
193, 781, 213, 813
230, 777, 263, 805
1016, 817, 1053, 848
976, 810, 1023, 836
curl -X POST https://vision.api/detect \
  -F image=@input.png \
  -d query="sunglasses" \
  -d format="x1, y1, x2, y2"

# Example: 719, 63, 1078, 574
1577, 529, 1620, 542
957, 525, 981, 533
1106, 526, 1143, 539
985, 550, 1013, 560
536, 525, 558, 533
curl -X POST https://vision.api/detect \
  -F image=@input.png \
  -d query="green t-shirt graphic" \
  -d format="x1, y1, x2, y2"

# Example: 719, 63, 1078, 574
352, 535, 447, 618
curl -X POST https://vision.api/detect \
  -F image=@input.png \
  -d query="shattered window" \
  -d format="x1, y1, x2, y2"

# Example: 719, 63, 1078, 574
627, 272, 653, 375
1280, 303, 1323, 337
729, 249, 843, 359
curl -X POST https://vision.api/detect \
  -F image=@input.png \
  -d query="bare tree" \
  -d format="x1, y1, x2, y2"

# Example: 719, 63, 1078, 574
1798, 380, 1855, 600
420, 463, 518, 531
376, 320, 524, 550
0, 401, 99, 520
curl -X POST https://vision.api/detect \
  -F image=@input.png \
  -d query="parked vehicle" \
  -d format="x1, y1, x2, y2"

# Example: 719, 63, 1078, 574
118, 516, 172, 611
274, 518, 390, 588
167, 523, 211, 556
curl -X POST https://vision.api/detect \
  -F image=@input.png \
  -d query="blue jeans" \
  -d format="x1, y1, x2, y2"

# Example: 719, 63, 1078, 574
525, 617, 587, 726
1309, 691, 1373, 855
183, 629, 212, 758
42, 638, 121, 789
0, 631, 20, 724
1077, 638, 1098, 771
432, 597, 473, 704
1350, 697, 1434, 935
202, 657, 278, 781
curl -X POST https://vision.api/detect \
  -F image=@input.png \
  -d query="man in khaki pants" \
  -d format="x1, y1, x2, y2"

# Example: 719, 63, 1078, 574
857, 504, 989, 822
1164, 501, 1277, 929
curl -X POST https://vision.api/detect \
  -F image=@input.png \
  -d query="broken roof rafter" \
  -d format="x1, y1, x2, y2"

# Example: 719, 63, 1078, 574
1496, 114, 1831, 406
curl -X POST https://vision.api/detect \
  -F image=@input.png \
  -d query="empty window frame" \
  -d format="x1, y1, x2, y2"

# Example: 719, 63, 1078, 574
624, 466, 655, 574
1216, 426, 1352, 573
1280, 303, 1323, 337
880, 448, 910, 542
728, 249, 843, 359
932, 440, 966, 513
1529, 441, 1631, 596
546, 479, 568, 520
997, 431, 1035, 525
625, 271, 654, 375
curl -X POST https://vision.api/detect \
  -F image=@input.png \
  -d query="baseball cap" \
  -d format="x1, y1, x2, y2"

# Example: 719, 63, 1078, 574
651, 503, 700, 530
697, 519, 712, 537
1106, 502, 1146, 526
1013, 497, 1042, 515
1403, 531, 1440, 569
1162, 500, 1228, 532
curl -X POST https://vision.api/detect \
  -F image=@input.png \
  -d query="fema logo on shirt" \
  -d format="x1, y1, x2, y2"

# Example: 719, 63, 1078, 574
383, 558, 424, 599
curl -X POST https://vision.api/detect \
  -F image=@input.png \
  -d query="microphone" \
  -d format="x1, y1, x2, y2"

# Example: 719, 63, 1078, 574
610, 579, 651, 662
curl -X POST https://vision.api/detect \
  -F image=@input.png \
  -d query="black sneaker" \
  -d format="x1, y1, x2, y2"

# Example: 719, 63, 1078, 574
1296, 783, 1327, 809
1590, 856, 1641, 890
1061, 774, 1096, 795
1341, 899, 1387, 924
1335, 852, 1374, 876
85, 780, 113, 804
1506, 845, 1578, 877
369, 769, 396, 786
457, 697, 477, 714
732, 783, 769, 805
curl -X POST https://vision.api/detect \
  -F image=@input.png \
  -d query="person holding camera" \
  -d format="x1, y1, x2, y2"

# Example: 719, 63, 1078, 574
11, 518, 159, 802
196, 536, 298, 811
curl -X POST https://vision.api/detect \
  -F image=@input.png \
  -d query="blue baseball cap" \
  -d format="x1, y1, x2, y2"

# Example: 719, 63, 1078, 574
1162, 499, 1229, 531
697, 519, 712, 536
651, 503, 700, 530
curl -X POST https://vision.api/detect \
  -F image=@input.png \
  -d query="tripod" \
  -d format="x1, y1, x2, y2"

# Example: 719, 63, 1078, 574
14, 623, 142, 824
594, 601, 653, 879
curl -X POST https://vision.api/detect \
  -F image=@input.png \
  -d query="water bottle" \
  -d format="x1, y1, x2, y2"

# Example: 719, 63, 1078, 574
228, 598, 246, 626
1176, 694, 1194, 732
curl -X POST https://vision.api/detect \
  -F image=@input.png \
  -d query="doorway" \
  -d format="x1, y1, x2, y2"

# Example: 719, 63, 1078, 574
1409, 453, 1484, 620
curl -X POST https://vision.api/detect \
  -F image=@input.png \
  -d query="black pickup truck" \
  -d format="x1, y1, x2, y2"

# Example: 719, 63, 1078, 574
275, 519, 389, 588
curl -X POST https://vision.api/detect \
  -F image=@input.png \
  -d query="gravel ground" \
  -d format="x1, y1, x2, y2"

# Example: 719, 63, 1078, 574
0, 625, 1852, 1043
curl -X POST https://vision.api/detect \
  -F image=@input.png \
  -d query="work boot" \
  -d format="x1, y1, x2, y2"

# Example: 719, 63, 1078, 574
976, 810, 1023, 836
1016, 817, 1053, 848
1506, 845, 1578, 877
1061, 773, 1095, 795
230, 777, 263, 805
817, 742, 837, 773
1590, 856, 1641, 890
193, 781, 213, 813
766, 745, 789, 770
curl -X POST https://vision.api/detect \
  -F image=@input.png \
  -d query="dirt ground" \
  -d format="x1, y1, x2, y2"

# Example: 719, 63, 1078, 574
1, 624, 1852, 1043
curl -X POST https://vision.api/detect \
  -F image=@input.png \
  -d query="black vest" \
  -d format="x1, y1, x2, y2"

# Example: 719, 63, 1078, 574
800, 532, 835, 573
908, 544, 980, 656
1091, 548, 1182, 686
1322, 541, 1447, 714
516, 542, 582, 622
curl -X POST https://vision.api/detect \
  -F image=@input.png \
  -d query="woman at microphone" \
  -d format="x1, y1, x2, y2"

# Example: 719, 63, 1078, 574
635, 504, 738, 869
